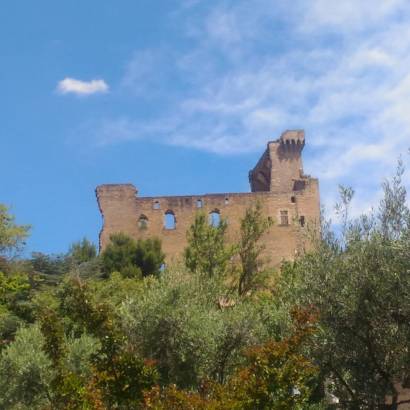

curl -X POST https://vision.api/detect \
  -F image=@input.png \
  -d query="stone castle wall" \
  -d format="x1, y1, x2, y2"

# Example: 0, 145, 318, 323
96, 130, 321, 266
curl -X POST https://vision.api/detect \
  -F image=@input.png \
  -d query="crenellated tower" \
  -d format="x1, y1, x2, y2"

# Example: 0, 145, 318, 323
249, 130, 306, 193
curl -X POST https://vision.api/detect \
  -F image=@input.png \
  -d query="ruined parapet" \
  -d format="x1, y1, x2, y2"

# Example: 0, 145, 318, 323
96, 130, 321, 266
96, 184, 138, 250
249, 130, 306, 193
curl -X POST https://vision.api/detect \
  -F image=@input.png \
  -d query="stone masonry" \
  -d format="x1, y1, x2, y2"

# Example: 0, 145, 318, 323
96, 130, 320, 266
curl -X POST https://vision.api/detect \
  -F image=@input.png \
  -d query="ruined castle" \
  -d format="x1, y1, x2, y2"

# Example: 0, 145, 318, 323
96, 130, 320, 266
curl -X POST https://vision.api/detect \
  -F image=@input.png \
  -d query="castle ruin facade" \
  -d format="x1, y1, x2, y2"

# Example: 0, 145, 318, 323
96, 130, 320, 266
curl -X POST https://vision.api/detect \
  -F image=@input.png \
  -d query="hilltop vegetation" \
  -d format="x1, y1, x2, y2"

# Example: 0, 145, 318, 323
0, 163, 410, 409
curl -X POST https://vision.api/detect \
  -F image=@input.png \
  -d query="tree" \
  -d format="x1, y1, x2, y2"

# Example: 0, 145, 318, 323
134, 238, 165, 278
0, 270, 31, 326
0, 325, 54, 409
225, 308, 318, 410
143, 308, 320, 410
101, 233, 164, 278
0, 204, 30, 257
120, 266, 292, 390
334, 184, 355, 242
31, 252, 71, 278
68, 238, 97, 265
101, 233, 137, 277
39, 308, 105, 409
238, 203, 273, 296
379, 157, 409, 240
121, 267, 226, 389
184, 213, 235, 278
278, 160, 410, 408
58, 277, 158, 407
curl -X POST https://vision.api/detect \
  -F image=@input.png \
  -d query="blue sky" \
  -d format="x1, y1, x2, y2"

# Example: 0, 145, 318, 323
1, 0, 410, 255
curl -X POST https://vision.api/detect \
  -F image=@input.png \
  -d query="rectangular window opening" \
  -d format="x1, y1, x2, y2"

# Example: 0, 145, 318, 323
280, 210, 289, 226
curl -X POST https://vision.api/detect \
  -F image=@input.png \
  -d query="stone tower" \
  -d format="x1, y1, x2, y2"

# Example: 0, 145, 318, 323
249, 130, 306, 193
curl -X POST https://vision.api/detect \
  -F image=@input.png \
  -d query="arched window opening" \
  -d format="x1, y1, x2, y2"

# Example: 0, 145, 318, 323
280, 210, 289, 226
196, 199, 203, 208
291, 196, 296, 203
138, 214, 148, 230
209, 210, 221, 227
300, 216, 305, 227
224, 197, 229, 205
153, 200, 160, 210
164, 210, 176, 230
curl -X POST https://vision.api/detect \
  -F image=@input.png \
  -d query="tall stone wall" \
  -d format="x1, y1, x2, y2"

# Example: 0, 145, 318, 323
96, 130, 320, 266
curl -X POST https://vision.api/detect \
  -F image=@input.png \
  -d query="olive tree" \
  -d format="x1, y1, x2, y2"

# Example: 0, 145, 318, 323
278, 161, 410, 408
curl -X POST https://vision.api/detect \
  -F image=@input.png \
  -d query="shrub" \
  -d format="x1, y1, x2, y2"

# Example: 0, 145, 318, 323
120, 267, 288, 388
101, 233, 164, 278
68, 238, 97, 265
0, 324, 54, 409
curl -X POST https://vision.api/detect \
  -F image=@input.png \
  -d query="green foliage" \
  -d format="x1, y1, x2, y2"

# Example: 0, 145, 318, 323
30, 288, 60, 318
0, 271, 30, 307
143, 309, 319, 410
4, 160, 410, 408
0, 270, 33, 324
238, 202, 273, 296
227, 308, 318, 410
40, 310, 66, 367
90, 271, 145, 308
143, 383, 223, 409
184, 204, 273, 293
278, 160, 410, 408
39, 308, 106, 409
121, 268, 226, 388
0, 308, 23, 346
68, 237, 97, 265
0, 256, 10, 273
101, 233, 164, 278
0, 324, 54, 409
65, 333, 100, 379
0, 204, 30, 257
75, 256, 103, 280
101, 233, 136, 277
134, 237, 165, 277
121, 268, 289, 389
31, 252, 71, 278
184, 212, 235, 278
379, 157, 409, 240
30, 242, 100, 284
334, 184, 355, 240
59, 277, 158, 407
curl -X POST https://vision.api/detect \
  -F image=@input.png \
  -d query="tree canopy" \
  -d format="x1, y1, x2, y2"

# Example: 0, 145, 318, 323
101, 233, 165, 279
0, 204, 30, 258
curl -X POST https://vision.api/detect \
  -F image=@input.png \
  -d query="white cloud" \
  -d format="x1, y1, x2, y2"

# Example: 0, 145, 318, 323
57, 77, 108, 96
300, 0, 407, 32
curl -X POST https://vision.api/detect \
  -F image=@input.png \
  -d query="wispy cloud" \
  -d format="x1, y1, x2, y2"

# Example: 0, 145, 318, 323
104, 1, 410, 156
96, 117, 178, 146
85, 0, 410, 214
57, 77, 108, 96
300, 0, 407, 32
